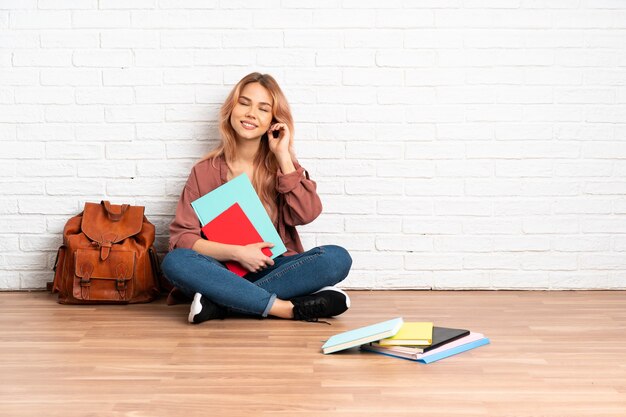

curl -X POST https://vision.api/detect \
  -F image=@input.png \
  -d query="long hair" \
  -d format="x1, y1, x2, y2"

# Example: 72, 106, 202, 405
201, 72, 295, 223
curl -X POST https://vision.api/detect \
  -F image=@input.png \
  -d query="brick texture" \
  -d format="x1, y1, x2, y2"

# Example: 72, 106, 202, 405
1, 3, 625, 290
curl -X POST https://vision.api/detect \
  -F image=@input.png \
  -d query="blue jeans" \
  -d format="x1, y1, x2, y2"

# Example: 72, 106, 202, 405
161, 245, 352, 317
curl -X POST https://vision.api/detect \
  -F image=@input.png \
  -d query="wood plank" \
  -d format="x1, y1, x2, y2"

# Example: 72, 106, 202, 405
0, 291, 625, 417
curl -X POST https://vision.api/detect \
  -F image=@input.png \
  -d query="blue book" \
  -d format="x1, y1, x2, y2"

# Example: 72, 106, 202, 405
361, 332, 490, 364
418, 337, 489, 363
190, 173, 287, 259
322, 317, 404, 354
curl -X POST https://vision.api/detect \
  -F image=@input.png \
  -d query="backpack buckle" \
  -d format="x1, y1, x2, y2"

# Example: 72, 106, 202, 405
79, 263, 93, 287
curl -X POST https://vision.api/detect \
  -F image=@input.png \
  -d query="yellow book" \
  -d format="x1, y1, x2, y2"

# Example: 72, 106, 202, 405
377, 322, 433, 346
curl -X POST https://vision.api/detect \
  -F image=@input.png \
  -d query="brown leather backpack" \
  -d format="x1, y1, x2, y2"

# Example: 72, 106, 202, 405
49, 201, 161, 304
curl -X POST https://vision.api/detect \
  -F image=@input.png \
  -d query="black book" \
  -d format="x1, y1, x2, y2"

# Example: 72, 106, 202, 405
370, 326, 470, 354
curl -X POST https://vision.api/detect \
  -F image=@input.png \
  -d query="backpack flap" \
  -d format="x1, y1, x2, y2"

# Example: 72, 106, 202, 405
74, 248, 135, 301
81, 201, 145, 261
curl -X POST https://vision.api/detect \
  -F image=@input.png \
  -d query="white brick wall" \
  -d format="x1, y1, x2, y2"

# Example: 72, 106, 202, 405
1, 2, 625, 290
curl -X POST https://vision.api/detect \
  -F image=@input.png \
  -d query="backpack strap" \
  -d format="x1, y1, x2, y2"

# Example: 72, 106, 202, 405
77, 261, 93, 300
148, 247, 165, 293
101, 201, 129, 222
48, 245, 66, 293
93, 231, 117, 261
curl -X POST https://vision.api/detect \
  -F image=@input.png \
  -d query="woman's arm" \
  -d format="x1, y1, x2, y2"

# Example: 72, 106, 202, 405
277, 164, 323, 226
191, 239, 242, 262
168, 175, 204, 251
276, 153, 296, 175
191, 239, 274, 272
268, 122, 323, 226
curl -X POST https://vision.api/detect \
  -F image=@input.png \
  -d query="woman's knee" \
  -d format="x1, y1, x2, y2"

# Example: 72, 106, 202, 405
321, 245, 352, 279
161, 248, 195, 279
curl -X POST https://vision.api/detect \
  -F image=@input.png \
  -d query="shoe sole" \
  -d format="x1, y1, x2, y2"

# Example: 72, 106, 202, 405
188, 292, 203, 323
312, 286, 351, 309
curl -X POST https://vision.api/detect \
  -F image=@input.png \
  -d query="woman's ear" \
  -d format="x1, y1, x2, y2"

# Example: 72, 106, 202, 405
268, 119, 279, 138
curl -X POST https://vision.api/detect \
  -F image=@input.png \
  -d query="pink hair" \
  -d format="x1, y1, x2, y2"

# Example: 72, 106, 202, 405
201, 72, 295, 223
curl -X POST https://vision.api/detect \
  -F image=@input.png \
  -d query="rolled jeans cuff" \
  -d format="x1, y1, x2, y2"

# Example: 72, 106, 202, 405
261, 293, 278, 317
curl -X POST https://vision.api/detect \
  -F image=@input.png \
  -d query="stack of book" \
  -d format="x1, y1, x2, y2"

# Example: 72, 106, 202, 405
321, 317, 489, 364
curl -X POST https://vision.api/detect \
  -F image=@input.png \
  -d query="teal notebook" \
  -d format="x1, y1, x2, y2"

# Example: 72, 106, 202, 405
322, 317, 404, 354
190, 173, 287, 259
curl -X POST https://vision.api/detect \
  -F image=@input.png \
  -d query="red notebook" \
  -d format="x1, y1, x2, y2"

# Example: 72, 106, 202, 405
200, 202, 272, 277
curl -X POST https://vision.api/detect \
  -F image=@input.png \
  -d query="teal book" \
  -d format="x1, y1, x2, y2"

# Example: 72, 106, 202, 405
190, 173, 287, 259
321, 317, 404, 354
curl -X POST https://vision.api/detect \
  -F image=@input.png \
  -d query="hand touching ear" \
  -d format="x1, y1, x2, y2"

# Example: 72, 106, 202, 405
267, 122, 291, 159
267, 122, 296, 174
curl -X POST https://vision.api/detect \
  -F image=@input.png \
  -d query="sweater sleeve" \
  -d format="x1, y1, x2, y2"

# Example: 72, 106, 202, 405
276, 162, 322, 227
168, 169, 203, 251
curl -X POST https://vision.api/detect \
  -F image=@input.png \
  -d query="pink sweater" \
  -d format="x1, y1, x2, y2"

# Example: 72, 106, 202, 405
168, 155, 322, 256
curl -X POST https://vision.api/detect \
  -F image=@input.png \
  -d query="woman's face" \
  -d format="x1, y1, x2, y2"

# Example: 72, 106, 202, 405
230, 82, 274, 143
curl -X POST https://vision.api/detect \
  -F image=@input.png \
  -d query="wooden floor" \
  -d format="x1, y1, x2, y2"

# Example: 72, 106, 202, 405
1, 291, 625, 417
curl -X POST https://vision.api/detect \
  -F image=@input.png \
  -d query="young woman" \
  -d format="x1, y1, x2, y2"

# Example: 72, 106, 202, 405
161, 72, 352, 324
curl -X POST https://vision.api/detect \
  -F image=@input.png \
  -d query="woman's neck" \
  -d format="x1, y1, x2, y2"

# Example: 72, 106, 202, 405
228, 136, 261, 180
234, 137, 261, 165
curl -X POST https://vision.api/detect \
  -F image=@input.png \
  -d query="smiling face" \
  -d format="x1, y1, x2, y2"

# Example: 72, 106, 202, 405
229, 82, 274, 143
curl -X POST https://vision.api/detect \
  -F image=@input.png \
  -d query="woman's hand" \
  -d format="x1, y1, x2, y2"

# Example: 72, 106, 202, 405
267, 122, 296, 174
267, 122, 292, 159
233, 242, 275, 273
